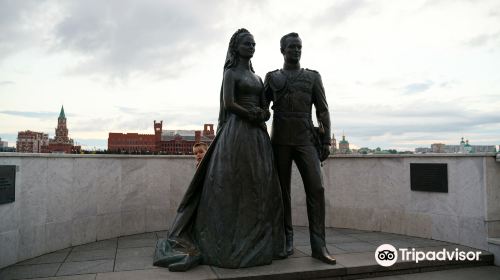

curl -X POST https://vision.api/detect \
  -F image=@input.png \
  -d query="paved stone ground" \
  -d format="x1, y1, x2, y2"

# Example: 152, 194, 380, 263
0, 226, 495, 280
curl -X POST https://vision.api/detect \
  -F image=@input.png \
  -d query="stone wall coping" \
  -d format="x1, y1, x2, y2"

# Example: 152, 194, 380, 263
0, 152, 193, 159
332, 153, 497, 158
0, 152, 497, 159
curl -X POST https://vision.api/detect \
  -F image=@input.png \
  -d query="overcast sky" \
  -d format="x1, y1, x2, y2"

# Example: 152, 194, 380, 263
1, 0, 499, 150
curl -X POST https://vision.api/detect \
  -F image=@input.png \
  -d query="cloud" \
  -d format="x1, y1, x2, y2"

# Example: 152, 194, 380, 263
0, 0, 230, 79
353, 79, 457, 94
0, 0, 51, 61
0, 81, 14, 86
73, 105, 218, 133
317, 0, 368, 25
463, 31, 500, 48
403, 81, 434, 94
115, 106, 141, 114
51, 0, 226, 79
0, 110, 60, 119
334, 104, 500, 139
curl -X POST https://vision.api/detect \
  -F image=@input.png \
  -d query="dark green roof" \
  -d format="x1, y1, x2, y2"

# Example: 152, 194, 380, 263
59, 106, 65, 119
339, 135, 349, 144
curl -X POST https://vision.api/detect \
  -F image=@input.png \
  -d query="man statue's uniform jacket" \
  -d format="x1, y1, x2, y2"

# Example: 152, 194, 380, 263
264, 68, 331, 252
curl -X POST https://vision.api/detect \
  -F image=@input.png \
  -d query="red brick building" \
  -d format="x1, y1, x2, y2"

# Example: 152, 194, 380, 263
16, 131, 49, 153
42, 106, 81, 153
108, 121, 215, 154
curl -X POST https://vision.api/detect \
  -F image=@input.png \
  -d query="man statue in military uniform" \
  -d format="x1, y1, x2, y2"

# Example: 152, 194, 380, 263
264, 32, 335, 264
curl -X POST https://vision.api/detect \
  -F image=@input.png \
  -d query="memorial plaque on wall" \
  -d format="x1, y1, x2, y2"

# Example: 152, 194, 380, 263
0, 165, 16, 204
410, 163, 448, 193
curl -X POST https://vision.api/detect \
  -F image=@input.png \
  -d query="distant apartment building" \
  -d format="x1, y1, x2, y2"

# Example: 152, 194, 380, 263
0, 137, 7, 149
415, 147, 432, 153
415, 138, 497, 154
16, 131, 49, 153
431, 143, 446, 153
108, 121, 215, 154
0, 137, 15, 152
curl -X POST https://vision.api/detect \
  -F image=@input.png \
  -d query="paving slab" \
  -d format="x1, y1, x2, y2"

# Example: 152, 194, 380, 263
95, 265, 216, 280
0, 263, 61, 280
295, 244, 347, 256
330, 228, 373, 234
367, 239, 419, 249
348, 232, 408, 242
343, 232, 453, 250
116, 247, 155, 258
326, 234, 363, 244
288, 249, 309, 258
72, 239, 117, 252
334, 251, 383, 275
212, 255, 345, 279
66, 249, 116, 262
17, 249, 71, 265
332, 241, 379, 253
29, 275, 97, 280
114, 255, 158, 271
117, 238, 156, 249
405, 239, 452, 248
154, 231, 168, 239
57, 260, 114, 276
118, 233, 156, 240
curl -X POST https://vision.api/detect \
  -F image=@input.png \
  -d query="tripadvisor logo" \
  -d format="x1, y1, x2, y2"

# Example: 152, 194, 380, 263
375, 244, 482, 267
375, 244, 398, 267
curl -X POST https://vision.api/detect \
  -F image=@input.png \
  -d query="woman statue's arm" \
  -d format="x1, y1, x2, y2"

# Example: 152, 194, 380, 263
258, 77, 271, 122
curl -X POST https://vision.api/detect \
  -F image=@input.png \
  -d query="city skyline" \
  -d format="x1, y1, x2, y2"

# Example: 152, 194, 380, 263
1, 0, 500, 150
5, 110, 497, 153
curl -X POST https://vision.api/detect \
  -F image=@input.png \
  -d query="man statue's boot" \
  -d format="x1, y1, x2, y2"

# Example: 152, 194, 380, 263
310, 234, 336, 265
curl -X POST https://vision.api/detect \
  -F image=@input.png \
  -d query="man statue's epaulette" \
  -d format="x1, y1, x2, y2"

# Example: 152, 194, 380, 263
265, 69, 279, 78
266, 69, 286, 92
305, 68, 318, 73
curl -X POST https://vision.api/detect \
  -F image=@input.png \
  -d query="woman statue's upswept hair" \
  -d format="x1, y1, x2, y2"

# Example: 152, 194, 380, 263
217, 28, 255, 132
223, 28, 255, 72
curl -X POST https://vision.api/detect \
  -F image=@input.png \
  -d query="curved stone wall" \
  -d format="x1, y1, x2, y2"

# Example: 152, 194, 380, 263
319, 154, 500, 252
0, 154, 194, 268
0, 153, 498, 268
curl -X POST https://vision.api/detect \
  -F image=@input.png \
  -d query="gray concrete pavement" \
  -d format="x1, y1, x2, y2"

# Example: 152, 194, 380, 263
0, 226, 495, 280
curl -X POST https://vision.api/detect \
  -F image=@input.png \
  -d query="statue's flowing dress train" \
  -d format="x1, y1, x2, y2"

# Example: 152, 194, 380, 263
153, 82, 286, 271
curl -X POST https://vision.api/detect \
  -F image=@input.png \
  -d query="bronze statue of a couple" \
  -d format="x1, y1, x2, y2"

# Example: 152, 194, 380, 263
153, 28, 334, 271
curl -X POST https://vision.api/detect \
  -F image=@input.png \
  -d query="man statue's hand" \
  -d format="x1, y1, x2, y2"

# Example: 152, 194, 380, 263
319, 145, 330, 162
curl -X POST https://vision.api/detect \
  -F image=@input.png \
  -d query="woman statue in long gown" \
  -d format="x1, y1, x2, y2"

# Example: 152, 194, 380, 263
153, 28, 287, 272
